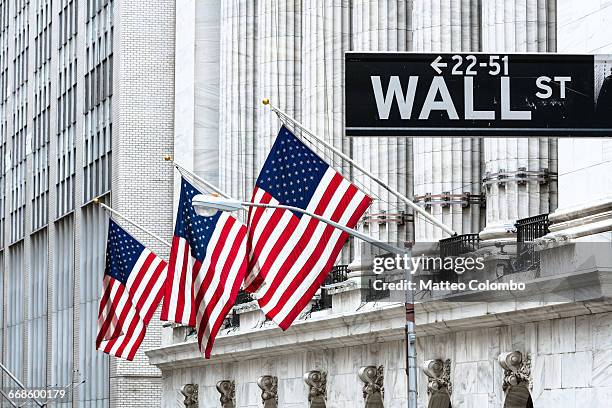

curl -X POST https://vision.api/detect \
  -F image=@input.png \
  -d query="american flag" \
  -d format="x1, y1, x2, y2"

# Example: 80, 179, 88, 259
96, 219, 167, 360
246, 126, 372, 329
161, 178, 247, 358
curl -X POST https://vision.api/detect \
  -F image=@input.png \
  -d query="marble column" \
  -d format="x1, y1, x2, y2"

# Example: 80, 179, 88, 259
301, 0, 351, 169
351, 0, 412, 247
219, 0, 258, 201
220, 1, 301, 200
480, 0, 558, 243
411, 0, 483, 242
301, 0, 352, 262
255, 0, 302, 186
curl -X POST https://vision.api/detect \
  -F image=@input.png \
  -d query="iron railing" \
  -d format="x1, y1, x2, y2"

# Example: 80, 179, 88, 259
515, 213, 550, 271
311, 264, 349, 312
516, 214, 550, 242
235, 289, 255, 305
439, 233, 480, 258
328, 264, 349, 284
222, 310, 240, 329
365, 278, 390, 302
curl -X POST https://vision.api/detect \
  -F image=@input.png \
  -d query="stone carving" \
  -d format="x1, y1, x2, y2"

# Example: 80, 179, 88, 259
421, 359, 452, 395
499, 351, 532, 391
303, 370, 327, 407
359, 365, 384, 406
257, 375, 278, 408
216, 380, 236, 408
180, 384, 198, 408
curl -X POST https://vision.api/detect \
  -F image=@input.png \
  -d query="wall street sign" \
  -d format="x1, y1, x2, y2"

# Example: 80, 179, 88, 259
345, 52, 612, 137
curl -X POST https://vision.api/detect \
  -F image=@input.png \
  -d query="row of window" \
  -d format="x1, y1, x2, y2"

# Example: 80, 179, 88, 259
32, 0, 53, 231
0, 0, 113, 242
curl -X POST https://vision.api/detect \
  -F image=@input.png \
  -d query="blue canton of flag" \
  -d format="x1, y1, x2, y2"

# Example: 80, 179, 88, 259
174, 180, 223, 261
256, 129, 328, 216
105, 220, 146, 284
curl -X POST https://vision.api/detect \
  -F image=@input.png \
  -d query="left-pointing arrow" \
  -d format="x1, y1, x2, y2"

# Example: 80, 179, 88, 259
430, 55, 447, 74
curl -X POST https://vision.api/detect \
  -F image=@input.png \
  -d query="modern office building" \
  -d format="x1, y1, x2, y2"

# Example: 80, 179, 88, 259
0, 0, 174, 407
148, 0, 612, 407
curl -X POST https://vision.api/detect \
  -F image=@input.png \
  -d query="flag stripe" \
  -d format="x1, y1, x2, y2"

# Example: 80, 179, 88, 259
196, 217, 245, 351
258, 177, 354, 314
256, 170, 343, 305
276, 194, 372, 328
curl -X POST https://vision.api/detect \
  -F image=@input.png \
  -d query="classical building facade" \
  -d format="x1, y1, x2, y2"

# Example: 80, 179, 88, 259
149, 0, 612, 407
0, 0, 174, 407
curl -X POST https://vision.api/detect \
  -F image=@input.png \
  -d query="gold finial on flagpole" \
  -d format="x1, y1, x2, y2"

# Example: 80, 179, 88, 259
93, 198, 99, 204
163, 154, 172, 161
262, 98, 270, 105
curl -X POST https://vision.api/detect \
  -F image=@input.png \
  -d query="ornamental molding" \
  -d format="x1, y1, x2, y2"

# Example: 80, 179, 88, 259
498, 351, 532, 391
180, 384, 198, 408
303, 370, 327, 405
421, 359, 452, 395
358, 365, 384, 401
216, 380, 235, 408
257, 375, 278, 407
147, 298, 612, 370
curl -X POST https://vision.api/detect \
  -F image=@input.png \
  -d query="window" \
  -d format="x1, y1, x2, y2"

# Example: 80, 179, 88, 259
82, 0, 112, 202
57, 0, 77, 216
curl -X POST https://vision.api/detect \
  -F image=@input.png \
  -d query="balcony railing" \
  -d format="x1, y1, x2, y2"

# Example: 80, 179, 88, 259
365, 278, 390, 302
235, 289, 255, 305
515, 213, 550, 271
439, 233, 480, 259
327, 264, 349, 284
516, 214, 550, 242
222, 310, 240, 330
311, 264, 349, 312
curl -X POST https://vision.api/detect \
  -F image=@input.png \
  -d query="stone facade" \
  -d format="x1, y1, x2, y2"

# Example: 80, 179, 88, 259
150, 1, 612, 407
149, 278, 612, 407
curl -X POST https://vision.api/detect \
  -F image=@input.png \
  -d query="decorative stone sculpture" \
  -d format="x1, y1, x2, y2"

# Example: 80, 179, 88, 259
257, 375, 278, 408
499, 351, 532, 391
359, 365, 384, 407
180, 384, 198, 408
216, 380, 236, 408
422, 359, 452, 395
303, 370, 327, 407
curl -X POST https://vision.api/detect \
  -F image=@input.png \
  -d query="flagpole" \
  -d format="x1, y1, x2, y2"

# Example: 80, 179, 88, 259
163, 155, 233, 199
93, 199, 171, 248
262, 98, 457, 237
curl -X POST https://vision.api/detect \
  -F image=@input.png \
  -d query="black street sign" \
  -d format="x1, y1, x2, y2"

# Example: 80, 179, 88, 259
345, 52, 612, 137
